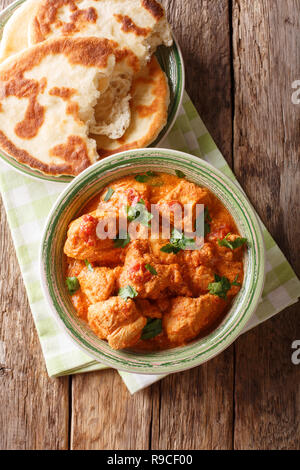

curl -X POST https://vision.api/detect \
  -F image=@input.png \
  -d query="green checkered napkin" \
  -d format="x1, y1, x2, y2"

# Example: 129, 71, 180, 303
1, 92, 299, 394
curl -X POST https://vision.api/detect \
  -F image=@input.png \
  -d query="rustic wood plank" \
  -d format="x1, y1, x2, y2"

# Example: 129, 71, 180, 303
0, 0, 69, 451
232, 0, 300, 449
71, 370, 153, 450
164, 0, 233, 164
0, 199, 70, 450
151, 348, 234, 450
71, 0, 234, 450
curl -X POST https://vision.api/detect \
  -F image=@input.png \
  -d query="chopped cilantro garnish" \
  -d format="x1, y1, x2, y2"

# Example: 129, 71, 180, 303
114, 231, 131, 248
103, 187, 115, 202
66, 277, 80, 295
145, 264, 158, 275
135, 174, 150, 183
208, 274, 241, 299
135, 171, 158, 183
175, 170, 186, 178
118, 285, 138, 301
84, 259, 93, 272
232, 275, 242, 287
160, 228, 196, 254
126, 200, 153, 227
218, 233, 248, 250
141, 318, 162, 340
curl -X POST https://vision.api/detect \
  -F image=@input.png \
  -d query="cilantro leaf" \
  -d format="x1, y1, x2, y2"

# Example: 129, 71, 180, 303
232, 275, 242, 287
141, 318, 162, 340
208, 274, 241, 299
66, 277, 80, 295
145, 264, 158, 275
135, 174, 150, 183
160, 243, 180, 254
126, 200, 153, 227
104, 187, 114, 202
208, 274, 231, 299
118, 285, 138, 301
218, 233, 248, 250
175, 170, 186, 178
114, 232, 131, 248
135, 171, 158, 183
84, 259, 93, 272
160, 229, 196, 254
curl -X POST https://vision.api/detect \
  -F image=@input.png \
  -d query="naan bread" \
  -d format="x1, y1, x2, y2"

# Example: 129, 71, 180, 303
93, 55, 170, 157
29, 0, 173, 65
0, 0, 38, 62
0, 37, 116, 176
28, 0, 172, 140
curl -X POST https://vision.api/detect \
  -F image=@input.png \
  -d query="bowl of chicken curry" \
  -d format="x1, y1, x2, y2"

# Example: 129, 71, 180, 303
40, 149, 265, 374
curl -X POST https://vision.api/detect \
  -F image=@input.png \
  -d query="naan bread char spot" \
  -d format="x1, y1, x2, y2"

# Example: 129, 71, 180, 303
0, 37, 117, 176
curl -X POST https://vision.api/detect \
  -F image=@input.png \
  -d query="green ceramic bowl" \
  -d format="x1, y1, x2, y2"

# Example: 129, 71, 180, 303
40, 149, 266, 375
0, 0, 185, 183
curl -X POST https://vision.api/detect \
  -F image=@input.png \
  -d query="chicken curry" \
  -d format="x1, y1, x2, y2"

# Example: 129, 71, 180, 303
64, 171, 247, 351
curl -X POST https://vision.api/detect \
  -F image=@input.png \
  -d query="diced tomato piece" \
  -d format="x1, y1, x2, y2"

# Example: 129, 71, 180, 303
127, 189, 141, 206
78, 215, 98, 246
207, 224, 232, 241
128, 263, 152, 284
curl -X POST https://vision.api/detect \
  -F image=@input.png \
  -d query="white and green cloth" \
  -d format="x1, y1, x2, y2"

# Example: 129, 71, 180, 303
1, 92, 299, 394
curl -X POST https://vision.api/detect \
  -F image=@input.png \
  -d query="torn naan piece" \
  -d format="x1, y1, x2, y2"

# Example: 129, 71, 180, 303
93, 55, 170, 157
0, 37, 116, 176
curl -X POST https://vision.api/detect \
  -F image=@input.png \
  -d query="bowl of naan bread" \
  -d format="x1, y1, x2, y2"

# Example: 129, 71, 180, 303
0, 0, 184, 181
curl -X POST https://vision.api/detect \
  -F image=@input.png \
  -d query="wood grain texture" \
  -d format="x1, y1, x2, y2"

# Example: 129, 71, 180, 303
151, 349, 234, 450
71, 370, 153, 450
0, 200, 69, 450
161, 0, 233, 164
232, 0, 300, 450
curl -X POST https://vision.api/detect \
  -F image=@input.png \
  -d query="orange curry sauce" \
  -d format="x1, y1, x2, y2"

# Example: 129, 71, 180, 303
64, 172, 246, 351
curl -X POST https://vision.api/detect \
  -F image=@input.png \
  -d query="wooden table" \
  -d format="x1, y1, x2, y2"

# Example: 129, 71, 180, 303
0, 0, 299, 450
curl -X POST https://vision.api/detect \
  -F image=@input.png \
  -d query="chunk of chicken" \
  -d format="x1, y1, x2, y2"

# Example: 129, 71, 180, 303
216, 261, 243, 297
88, 297, 147, 350
163, 295, 225, 344
214, 233, 246, 261
66, 258, 86, 277
119, 240, 192, 299
78, 266, 120, 303
186, 265, 216, 296
64, 211, 125, 265
136, 299, 162, 318
157, 180, 212, 229
158, 180, 212, 207
149, 238, 179, 265
180, 243, 217, 268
